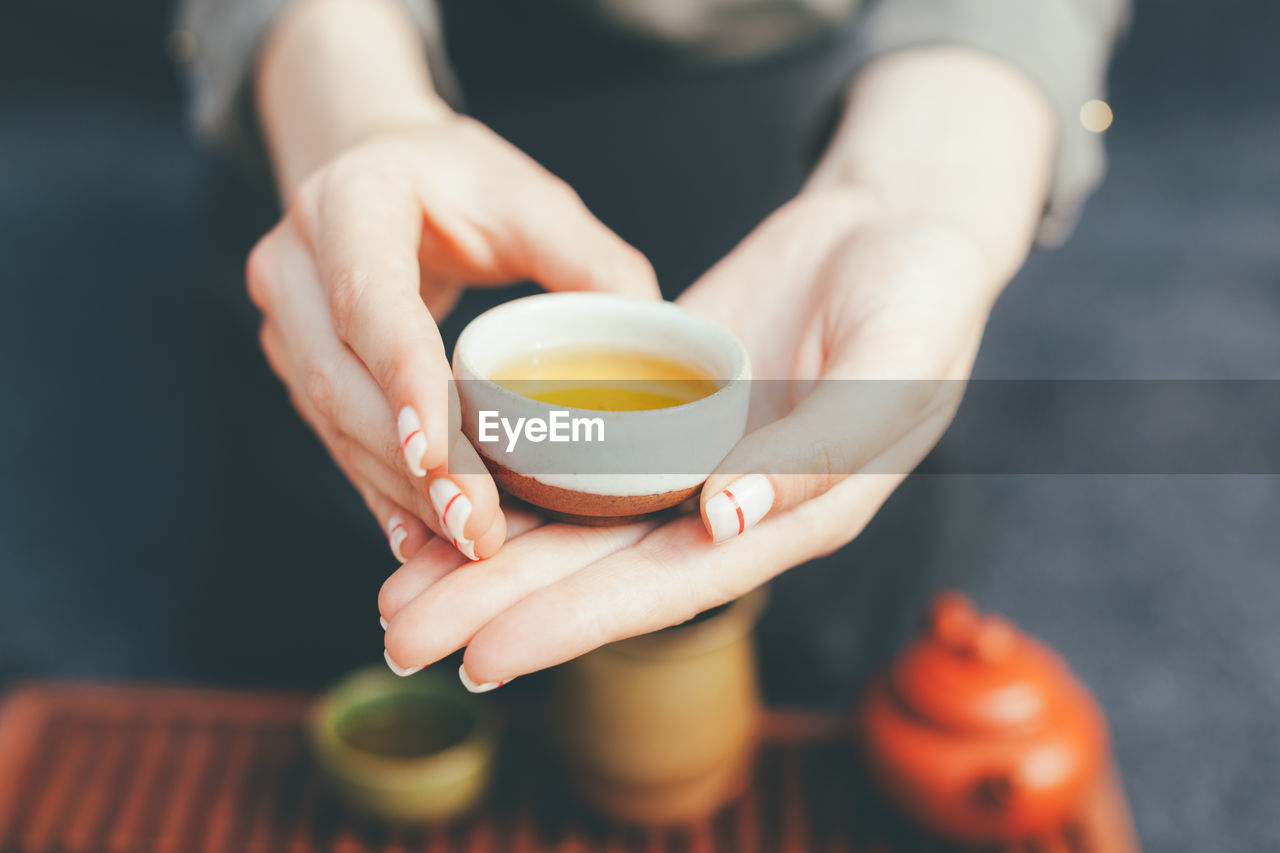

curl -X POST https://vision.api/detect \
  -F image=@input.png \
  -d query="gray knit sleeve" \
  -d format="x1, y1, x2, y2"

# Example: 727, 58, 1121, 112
851, 0, 1131, 244
172, 0, 459, 160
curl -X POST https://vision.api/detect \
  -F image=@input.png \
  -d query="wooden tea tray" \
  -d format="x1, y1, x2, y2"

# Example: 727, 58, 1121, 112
0, 683, 1132, 852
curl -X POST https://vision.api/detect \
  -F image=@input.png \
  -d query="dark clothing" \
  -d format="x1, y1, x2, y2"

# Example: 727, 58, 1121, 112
177, 0, 1129, 241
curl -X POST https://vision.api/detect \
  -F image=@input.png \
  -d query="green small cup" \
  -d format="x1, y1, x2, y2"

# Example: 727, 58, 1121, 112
310, 666, 498, 822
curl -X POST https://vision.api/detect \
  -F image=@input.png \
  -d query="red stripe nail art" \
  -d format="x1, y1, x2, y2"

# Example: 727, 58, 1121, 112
442, 492, 462, 527
723, 488, 746, 535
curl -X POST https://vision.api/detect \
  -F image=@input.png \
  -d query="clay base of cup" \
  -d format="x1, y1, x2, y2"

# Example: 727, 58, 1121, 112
570, 749, 755, 825
483, 458, 701, 525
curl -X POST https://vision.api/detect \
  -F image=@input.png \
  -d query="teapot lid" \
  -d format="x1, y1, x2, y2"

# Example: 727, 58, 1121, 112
888, 593, 1080, 735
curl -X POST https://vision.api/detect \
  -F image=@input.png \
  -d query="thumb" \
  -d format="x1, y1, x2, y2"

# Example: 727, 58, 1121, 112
699, 378, 954, 543
504, 178, 660, 300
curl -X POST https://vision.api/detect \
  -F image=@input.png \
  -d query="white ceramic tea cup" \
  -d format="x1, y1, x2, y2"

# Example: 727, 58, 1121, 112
452, 292, 751, 523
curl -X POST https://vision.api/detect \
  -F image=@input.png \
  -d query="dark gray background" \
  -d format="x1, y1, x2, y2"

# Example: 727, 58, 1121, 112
1, 0, 1277, 849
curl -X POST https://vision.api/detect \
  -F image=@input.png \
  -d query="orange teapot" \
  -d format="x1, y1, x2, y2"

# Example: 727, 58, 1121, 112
860, 593, 1116, 843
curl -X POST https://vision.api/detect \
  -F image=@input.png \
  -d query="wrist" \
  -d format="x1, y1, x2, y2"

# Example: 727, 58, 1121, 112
257, 0, 453, 197
807, 48, 1055, 285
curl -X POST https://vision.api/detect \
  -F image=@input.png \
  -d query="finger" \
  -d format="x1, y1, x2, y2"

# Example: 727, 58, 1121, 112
459, 515, 727, 686
362, 489, 433, 567
459, 419, 955, 687
378, 507, 545, 621
695, 229, 985, 544
265, 301, 429, 522
454, 496, 848, 685
263, 320, 435, 565
496, 177, 659, 299
422, 432, 505, 561
262, 224, 507, 550
314, 409, 493, 561
254, 224, 405, 467
331, 427, 507, 565
381, 520, 656, 677
346, 476, 432, 567
304, 179, 453, 476
698, 376, 959, 543
330, 426, 473, 555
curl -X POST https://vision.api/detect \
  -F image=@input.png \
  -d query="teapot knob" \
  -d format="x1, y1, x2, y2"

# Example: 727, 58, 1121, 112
930, 594, 1018, 664
930, 592, 979, 651
972, 617, 1017, 664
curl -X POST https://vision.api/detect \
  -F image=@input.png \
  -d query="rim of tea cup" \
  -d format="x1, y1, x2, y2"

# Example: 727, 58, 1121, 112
310, 667, 498, 817
453, 292, 752, 418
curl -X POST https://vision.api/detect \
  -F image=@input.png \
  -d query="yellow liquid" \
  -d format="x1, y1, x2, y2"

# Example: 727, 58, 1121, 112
491, 347, 721, 411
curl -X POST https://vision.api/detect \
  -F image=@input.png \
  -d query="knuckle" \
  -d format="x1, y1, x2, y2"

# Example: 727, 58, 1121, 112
538, 175, 585, 214
322, 155, 406, 206
383, 625, 423, 668
629, 540, 706, 628
327, 431, 356, 462
658, 558, 709, 625
557, 576, 612, 649
548, 174, 583, 206
295, 170, 326, 209
627, 243, 653, 271
624, 247, 657, 286
361, 495, 386, 529
378, 354, 405, 394
287, 390, 311, 424
382, 432, 406, 468
377, 581, 400, 622
301, 359, 339, 419
257, 325, 283, 376
508, 169, 575, 213
326, 264, 372, 340
244, 238, 275, 311
813, 528, 857, 561
449, 114, 487, 140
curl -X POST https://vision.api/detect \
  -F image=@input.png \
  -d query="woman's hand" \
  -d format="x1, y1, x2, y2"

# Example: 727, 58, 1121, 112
247, 0, 656, 566
375, 47, 1055, 686
248, 117, 659, 563
377, 191, 1002, 683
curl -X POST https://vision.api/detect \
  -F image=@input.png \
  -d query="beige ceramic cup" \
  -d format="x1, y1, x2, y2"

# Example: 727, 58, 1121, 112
310, 667, 498, 822
452, 292, 751, 524
550, 590, 767, 823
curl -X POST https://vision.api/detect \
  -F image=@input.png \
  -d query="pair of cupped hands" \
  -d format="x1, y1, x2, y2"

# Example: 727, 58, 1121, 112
247, 112, 995, 691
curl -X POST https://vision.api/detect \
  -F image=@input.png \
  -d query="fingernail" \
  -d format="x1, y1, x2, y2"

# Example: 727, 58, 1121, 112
705, 474, 775, 543
397, 406, 428, 477
379, 615, 388, 630
429, 478, 479, 561
384, 649, 422, 677
459, 664, 511, 693
387, 515, 408, 563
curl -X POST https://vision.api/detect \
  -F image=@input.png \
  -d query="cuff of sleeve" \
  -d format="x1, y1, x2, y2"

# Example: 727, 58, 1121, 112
174, 0, 460, 165
851, 0, 1128, 245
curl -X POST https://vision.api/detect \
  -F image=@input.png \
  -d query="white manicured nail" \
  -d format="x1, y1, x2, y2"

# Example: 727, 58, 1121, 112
384, 649, 422, 677
429, 478, 479, 561
705, 474, 775, 543
397, 406, 428, 477
458, 664, 509, 693
387, 515, 408, 563
379, 616, 388, 630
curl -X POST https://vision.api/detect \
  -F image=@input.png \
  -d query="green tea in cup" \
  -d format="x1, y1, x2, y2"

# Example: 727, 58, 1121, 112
490, 346, 721, 411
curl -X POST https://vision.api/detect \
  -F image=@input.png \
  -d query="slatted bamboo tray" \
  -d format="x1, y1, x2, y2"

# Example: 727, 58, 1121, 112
0, 683, 1131, 852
